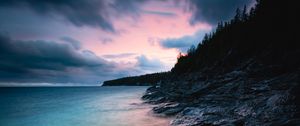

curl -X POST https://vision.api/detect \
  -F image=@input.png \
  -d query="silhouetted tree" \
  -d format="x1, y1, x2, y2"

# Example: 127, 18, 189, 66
233, 8, 241, 23
249, 7, 255, 19
216, 21, 224, 32
202, 34, 209, 44
105, 0, 298, 85
187, 45, 196, 55
177, 52, 183, 59
171, 0, 297, 74
242, 5, 248, 21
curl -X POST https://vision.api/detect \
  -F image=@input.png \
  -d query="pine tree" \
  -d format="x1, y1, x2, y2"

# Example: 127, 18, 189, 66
242, 5, 248, 21
234, 8, 241, 23
249, 7, 255, 19
187, 45, 196, 55
202, 34, 209, 44
216, 21, 224, 32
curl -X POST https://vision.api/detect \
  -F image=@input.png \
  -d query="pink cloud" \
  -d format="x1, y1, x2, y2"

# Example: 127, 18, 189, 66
81, 1, 212, 72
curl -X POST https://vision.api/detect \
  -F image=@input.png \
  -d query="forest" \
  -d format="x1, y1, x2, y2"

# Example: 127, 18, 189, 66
103, 0, 298, 86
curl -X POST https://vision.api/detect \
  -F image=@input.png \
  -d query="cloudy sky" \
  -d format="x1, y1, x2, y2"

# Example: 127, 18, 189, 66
0, 0, 253, 86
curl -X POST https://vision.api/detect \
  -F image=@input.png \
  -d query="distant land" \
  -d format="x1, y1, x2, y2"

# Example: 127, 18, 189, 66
102, 72, 169, 86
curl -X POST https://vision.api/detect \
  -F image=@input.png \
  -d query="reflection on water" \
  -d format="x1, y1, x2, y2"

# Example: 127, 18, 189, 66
0, 86, 170, 126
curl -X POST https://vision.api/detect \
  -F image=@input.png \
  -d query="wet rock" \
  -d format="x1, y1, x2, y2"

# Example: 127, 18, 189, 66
170, 107, 204, 126
153, 103, 185, 115
142, 71, 299, 126
142, 86, 166, 104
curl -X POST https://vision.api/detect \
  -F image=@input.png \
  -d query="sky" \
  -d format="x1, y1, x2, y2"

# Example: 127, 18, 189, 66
0, 0, 253, 86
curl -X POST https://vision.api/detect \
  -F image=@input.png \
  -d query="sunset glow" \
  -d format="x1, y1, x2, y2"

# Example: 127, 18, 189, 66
0, 0, 253, 85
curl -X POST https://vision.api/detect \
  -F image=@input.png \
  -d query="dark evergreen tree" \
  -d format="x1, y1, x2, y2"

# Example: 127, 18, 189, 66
171, 0, 298, 74
233, 8, 241, 22
242, 5, 248, 21
105, 0, 299, 86
187, 45, 196, 55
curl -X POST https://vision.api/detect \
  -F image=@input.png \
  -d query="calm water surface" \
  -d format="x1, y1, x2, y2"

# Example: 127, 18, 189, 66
0, 86, 170, 126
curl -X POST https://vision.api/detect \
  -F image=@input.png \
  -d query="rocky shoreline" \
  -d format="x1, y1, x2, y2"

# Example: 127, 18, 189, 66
102, 0, 299, 125
142, 67, 299, 126
140, 0, 299, 125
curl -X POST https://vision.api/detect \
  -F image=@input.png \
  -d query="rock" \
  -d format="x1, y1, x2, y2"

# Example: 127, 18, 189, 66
153, 103, 185, 115
142, 71, 299, 126
266, 93, 289, 107
142, 86, 167, 104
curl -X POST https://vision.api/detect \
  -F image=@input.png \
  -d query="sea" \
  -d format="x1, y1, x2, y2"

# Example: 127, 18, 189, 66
0, 86, 170, 126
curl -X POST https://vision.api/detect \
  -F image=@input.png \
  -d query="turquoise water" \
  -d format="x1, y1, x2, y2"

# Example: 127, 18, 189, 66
0, 86, 170, 126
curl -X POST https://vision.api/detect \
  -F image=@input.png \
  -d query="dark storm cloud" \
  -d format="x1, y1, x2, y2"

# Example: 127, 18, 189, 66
142, 10, 177, 17
159, 0, 254, 52
187, 0, 253, 25
60, 37, 82, 50
159, 30, 207, 52
0, 0, 147, 32
103, 53, 137, 59
110, 0, 146, 14
136, 55, 164, 71
0, 34, 116, 83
